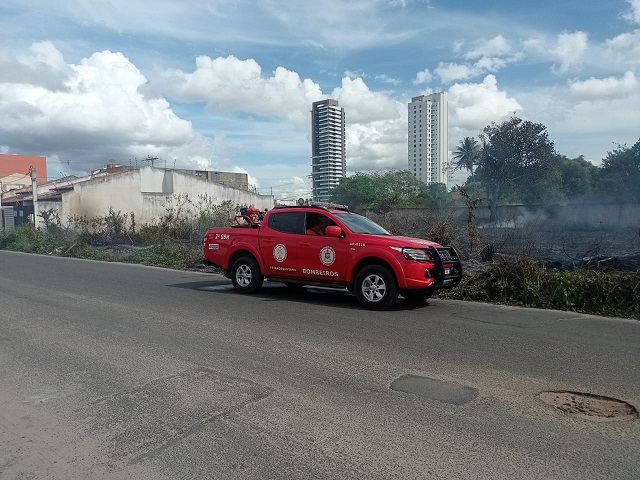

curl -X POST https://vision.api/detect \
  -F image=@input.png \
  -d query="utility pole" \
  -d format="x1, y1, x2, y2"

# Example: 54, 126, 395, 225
31, 167, 39, 229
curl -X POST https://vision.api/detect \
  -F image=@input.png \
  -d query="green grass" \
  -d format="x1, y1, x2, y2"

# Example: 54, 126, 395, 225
0, 226, 202, 270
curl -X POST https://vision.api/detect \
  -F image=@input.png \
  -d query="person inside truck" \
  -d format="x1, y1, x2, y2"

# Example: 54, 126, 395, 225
306, 216, 325, 235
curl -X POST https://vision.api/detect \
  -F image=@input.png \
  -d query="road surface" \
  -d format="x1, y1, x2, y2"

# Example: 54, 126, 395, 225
1, 250, 639, 479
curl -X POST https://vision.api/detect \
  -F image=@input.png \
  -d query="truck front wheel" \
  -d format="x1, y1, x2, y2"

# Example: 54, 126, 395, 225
401, 288, 435, 302
354, 265, 398, 311
231, 256, 264, 293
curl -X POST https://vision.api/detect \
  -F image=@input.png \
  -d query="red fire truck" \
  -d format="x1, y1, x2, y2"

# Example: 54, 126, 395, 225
203, 203, 462, 310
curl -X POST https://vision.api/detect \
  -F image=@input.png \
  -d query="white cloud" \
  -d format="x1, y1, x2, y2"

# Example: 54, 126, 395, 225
413, 68, 432, 85
375, 74, 402, 86
464, 35, 512, 60
0, 43, 232, 175
448, 75, 522, 132
515, 79, 640, 164
623, 0, 640, 24
157, 55, 322, 126
524, 31, 590, 73
434, 36, 523, 84
0, 41, 70, 90
603, 30, 640, 66
569, 71, 639, 100
435, 63, 474, 83
331, 77, 407, 171
552, 31, 588, 73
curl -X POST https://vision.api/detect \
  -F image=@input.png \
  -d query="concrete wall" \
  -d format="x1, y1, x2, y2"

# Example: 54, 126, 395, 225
174, 169, 249, 190
39, 167, 273, 226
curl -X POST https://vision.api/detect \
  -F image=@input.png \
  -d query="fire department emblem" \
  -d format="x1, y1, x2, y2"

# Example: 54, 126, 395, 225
273, 244, 287, 263
320, 246, 336, 266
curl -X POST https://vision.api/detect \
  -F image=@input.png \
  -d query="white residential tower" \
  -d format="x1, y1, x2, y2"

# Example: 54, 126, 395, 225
311, 99, 346, 202
408, 92, 448, 185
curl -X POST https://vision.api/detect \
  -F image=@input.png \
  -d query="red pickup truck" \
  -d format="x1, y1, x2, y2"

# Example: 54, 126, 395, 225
203, 204, 462, 310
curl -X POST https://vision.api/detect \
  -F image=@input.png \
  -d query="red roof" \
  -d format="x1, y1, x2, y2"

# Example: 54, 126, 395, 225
0, 154, 47, 182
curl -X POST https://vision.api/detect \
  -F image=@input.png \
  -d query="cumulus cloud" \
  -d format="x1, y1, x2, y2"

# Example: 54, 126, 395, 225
553, 31, 589, 73
157, 55, 322, 126
413, 68, 432, 85
375, 74, 402, 86
569, 71, 639, 100
0, 41, 70, 90
463, 35, 512, 60
603, 30, 640, 66
433, 36, 523, 84
623, 0, 640, 23
524, 31, 590, 73
448, 75, 522, 132
331, 77, 407, 171
435, 63, 474, 83
0, 42, 231, 176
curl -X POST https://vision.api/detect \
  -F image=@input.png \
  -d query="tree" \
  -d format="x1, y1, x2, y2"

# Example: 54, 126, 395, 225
554, 154, 598, 200
597, 139, 640, 202
452, 137, 480, 176
371, 170, 428, 213
330, 170, 449, 213
474, 117, 556, 222
419, 182, 451, 209
329, 172, 378, 210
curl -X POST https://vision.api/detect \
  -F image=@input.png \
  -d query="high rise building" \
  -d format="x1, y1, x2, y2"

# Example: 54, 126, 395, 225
311, 99, 346, 202
408, 92, 448, 185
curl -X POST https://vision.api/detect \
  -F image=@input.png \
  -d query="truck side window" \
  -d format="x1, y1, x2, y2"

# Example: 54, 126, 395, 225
268, 212, 305, 234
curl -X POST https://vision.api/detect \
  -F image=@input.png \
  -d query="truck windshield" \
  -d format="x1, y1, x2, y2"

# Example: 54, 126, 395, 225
333, 213, 391, 235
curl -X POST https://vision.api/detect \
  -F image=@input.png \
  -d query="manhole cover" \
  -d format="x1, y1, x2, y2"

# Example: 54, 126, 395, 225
391, 374, 478, 405
539, 391, 638, 422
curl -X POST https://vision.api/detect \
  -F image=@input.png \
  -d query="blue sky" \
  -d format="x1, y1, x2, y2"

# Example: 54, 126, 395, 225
1, 0, 639, 201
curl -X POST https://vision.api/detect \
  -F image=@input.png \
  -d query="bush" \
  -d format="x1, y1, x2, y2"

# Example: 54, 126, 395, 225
444, 257, 639, 319
123, 242, 202, 269
0, 225, 62, 254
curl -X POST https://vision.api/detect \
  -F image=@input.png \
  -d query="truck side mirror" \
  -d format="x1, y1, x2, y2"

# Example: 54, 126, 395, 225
325, 226, 342, 237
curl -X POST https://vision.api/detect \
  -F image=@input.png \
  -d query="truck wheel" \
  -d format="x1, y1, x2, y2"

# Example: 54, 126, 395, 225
401, 289, 434, 302
231, 256, 263, 293
354, 265, 398, 311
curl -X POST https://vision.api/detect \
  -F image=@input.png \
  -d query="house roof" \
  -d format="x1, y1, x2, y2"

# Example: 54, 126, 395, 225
0, 154, 47, 182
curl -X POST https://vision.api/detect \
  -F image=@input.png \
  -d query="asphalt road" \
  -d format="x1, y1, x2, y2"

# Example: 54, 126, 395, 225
1, 250, 639, 479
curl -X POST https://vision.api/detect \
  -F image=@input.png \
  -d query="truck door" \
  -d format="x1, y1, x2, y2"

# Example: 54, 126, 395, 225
299, 213, 349, 281
259, 211, 305, 277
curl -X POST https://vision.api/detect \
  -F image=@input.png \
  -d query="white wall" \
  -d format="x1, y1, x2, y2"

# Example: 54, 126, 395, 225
40, 167, 273, 227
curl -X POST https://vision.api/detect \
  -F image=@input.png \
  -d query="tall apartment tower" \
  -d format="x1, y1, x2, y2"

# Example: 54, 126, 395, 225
408, 92, 448, 185
311, 99, 346, 202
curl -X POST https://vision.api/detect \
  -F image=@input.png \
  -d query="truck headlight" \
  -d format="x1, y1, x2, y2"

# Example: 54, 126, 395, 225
391, 246, 432, 262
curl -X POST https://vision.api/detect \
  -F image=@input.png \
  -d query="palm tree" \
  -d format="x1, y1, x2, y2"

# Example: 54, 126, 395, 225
452, 137, 480, 176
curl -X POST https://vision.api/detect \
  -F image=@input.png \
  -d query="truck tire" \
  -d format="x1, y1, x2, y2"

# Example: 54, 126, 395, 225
231, 256, 263, 293
354, 265, 398, 311
401, 288, 435, 302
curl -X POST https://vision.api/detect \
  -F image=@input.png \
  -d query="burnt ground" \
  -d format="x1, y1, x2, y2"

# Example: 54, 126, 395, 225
457, 226, 640, 275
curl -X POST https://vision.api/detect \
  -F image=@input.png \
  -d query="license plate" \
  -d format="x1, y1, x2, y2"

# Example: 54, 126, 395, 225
444, 268, 451, 275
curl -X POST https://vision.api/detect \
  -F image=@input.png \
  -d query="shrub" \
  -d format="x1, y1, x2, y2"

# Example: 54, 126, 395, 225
444, 257, 639, 319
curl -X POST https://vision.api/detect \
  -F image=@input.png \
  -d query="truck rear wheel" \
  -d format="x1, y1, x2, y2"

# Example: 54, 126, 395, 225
354, 265, 398, 311
231, 256, 263, 293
